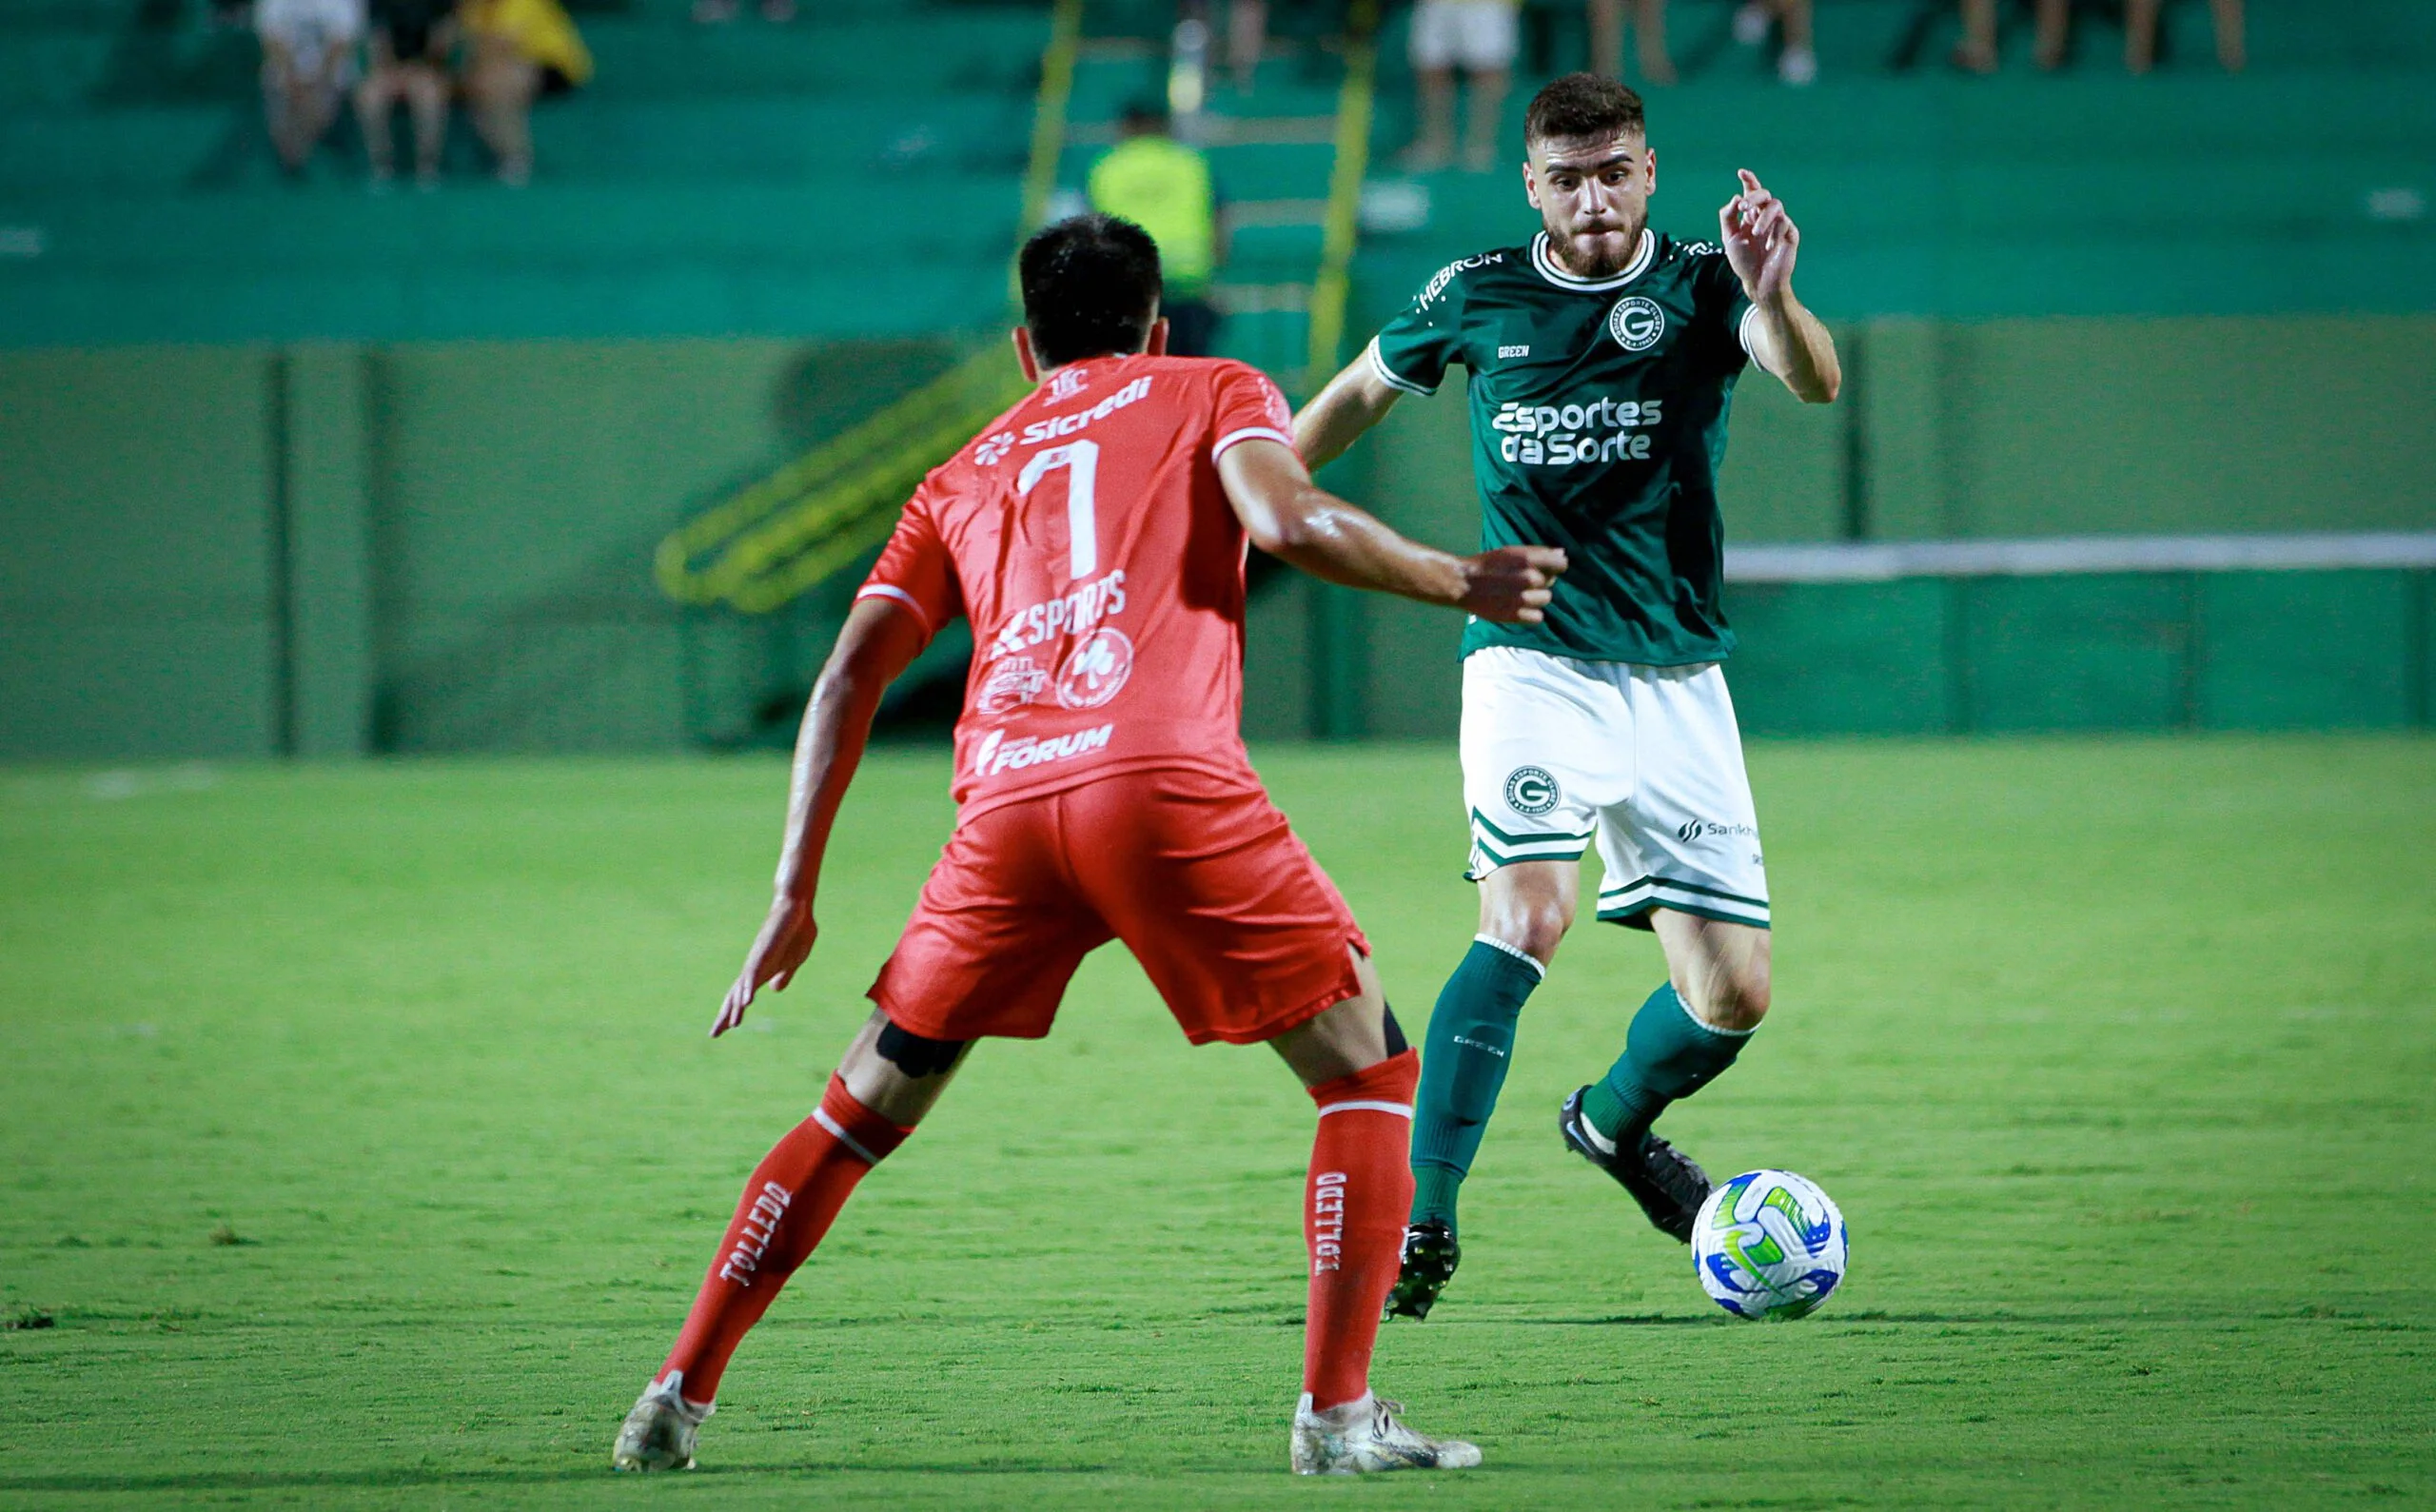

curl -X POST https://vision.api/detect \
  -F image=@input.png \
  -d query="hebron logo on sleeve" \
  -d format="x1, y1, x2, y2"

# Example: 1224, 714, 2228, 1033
972, 723, 1114, 778
1416, 250, 1503, 309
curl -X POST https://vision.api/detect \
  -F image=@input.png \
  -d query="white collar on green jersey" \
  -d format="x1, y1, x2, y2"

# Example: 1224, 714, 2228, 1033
1529, 227, 1655, 292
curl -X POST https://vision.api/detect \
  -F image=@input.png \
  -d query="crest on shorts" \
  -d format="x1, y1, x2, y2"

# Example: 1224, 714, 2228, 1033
1607, 296, 1665, 352
1504, 766, 1561, 816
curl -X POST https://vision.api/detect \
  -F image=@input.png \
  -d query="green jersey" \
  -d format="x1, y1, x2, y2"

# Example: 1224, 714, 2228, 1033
1369, 228, 1756, 666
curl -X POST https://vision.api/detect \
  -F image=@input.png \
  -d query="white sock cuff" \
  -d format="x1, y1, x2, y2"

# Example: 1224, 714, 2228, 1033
1473, 933, 1547, 980
1317, 1099, 1413, 1119
1674, 991, 1758, 1038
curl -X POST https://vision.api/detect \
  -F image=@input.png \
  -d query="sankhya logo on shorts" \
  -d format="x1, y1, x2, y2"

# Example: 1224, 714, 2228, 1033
1504, 766, 1561, 816
1608, 296, 1665, 351
1677, 816, 1758, 843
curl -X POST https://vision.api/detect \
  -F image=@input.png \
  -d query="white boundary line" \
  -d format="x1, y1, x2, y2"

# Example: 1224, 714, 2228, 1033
1725, 533, 2436, 583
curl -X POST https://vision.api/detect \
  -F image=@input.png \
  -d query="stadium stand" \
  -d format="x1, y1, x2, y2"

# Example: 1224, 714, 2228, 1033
0, 0, 2429, 757
3, 1, 2428, 349
0, 0, 1045, 344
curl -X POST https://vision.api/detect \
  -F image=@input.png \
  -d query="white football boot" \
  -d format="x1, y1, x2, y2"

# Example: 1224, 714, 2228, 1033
611, 1371, 713, 1471
1290, 1392, 1482, 1475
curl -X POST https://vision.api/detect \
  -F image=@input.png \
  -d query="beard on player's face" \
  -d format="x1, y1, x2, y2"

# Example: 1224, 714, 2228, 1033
1532, 130, 1649, 279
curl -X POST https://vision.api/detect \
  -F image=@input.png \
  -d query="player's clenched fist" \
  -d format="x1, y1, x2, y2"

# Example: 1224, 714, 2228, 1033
1460, 545, 1569, 623
713, 893, 819, 1037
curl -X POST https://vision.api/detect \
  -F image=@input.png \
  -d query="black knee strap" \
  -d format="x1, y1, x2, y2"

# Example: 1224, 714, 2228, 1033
1382, 1003, 1409, 1058
874, 1019, 967, 1079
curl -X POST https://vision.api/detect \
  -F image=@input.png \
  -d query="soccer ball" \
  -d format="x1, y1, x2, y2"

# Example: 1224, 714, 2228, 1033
1691, 1168, 1846, 1321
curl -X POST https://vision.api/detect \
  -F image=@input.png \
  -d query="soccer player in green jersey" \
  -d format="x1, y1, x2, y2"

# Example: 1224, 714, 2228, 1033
1293, 72, 1841, 1318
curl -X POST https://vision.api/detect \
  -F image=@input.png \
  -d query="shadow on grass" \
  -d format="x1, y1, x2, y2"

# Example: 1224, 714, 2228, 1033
0, 1463, 1189, 1494
1520, 1310, 2229, 1326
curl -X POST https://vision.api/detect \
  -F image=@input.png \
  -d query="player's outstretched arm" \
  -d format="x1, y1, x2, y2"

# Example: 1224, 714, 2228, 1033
1219, 436, 1566, 622
713, 598, 929, 1038
1291, 353, 1402, 471
1721, 168, 1841, 404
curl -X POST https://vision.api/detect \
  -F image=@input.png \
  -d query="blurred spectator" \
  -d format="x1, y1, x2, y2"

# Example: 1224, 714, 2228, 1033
1732, 0, 1817, 84
355, 0, 457, 187
1588, 0, 1674, 87
460, 0, 593, 186
1228, 0, 1266, 93
1087, 104, 1227, 357
2111, 0, 2246, 73
1405, 0, 1516, 171
254, 0, 364, 175
1954, 0, 1993, 69
1957, 0, 2243, 75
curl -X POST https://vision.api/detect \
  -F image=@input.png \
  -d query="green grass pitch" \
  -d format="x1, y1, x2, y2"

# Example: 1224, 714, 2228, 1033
3, 736, 2431, 1508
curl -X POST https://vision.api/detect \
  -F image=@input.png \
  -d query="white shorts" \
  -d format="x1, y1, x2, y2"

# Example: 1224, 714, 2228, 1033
1409, 0, 1518, 72
1461, 647, 1770, 931
257, 0, 365, 65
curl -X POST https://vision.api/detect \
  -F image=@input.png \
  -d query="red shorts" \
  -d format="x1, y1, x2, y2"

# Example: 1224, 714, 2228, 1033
869, 768, 1368, 1046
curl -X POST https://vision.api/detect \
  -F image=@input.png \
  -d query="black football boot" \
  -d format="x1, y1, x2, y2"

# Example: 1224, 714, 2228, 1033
1558, 1087, 1711, 1243
1383, 1220, 1461, 1320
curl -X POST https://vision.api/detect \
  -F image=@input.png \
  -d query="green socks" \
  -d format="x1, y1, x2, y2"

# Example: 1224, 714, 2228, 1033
1409, 936, 1544, 1233
1581, 983, 1753, 1146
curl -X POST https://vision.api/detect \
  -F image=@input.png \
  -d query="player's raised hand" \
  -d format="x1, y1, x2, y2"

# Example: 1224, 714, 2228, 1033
1720, 169, 1799, 304
713, 894, 818, 1037
1460, 545, 1569, 623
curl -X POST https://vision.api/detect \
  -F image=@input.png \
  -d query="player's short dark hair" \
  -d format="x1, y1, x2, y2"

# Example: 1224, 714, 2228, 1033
1019, 214, 1163, 369
1524, 72, 1646, 150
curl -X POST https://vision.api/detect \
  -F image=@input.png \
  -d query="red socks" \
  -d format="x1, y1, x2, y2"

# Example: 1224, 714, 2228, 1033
658, 1075, 911, 1405
1301, 1049, 1419, 1411
658, 1052, 1414, 1414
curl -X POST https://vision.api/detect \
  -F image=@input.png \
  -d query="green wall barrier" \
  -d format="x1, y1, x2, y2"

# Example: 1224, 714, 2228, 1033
2, 317, 2430, 759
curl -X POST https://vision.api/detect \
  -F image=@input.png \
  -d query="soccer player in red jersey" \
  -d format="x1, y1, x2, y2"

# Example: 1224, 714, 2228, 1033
611, 215, 1567, 1477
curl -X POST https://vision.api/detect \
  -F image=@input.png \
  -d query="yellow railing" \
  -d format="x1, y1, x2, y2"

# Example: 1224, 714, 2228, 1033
1303, 0, 1379, 388
656, 0, 1082, 616
654, 347, 1032, 614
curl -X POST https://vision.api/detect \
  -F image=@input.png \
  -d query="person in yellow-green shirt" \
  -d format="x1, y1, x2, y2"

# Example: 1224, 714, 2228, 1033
1086, 104, 1228, 357
462, 0, 592, 184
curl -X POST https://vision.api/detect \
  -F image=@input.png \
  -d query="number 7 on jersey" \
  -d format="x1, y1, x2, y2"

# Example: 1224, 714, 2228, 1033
1018, 440, 1100, 580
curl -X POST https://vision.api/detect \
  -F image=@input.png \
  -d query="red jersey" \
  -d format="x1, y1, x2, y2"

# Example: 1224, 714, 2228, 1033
856, 353, 1296, 815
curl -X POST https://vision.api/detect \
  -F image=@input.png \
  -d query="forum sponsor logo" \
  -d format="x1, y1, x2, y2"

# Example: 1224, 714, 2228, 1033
972, 722, 1114, 778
